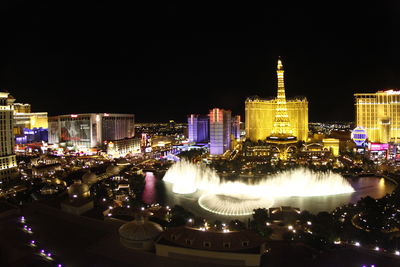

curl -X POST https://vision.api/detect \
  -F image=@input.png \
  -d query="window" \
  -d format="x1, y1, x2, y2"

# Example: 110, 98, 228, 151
242, 241, 249, 247
203, 241, 211, 248
223, 242, 231, 248
185, 239, 193, 246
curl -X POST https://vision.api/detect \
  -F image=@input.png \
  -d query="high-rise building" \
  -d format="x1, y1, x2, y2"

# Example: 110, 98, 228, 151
355, 89, 400, 143
187, 114, 209, 143
231, 115, 241, 140
245, 59, 308, 142
0, 92, 18, 185
209, 108, 231, 155
48, 113, 134, 150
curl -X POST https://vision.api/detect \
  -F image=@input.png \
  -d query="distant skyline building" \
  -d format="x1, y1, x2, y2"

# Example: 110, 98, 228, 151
187, 114, 209, 143
209, 108, 231, 155
245, 59, 308, 142
355, 90, 400, 143
48, 113, 135, 150
0, 92, 18, 185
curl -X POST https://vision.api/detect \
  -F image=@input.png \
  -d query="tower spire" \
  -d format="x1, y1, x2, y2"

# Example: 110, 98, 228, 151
271, 57, 293, 136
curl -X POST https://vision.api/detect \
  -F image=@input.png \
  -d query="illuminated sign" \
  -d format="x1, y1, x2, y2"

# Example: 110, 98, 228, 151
368, 143, 388, 151
71, 114, 78, 118
351, 126, 367, 146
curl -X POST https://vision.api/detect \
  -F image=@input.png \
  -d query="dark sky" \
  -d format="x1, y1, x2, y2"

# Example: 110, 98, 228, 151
0, 1, 399, 122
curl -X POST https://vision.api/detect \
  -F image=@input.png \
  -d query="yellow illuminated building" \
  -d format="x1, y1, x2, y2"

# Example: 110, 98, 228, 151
13, 103, 48, 135
355, 90, 400, 143
0, 92, 18, 185
245, 60, 308, 142
322, 138, 340, 156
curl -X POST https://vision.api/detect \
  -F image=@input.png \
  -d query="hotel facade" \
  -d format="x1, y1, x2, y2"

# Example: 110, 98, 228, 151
355, 90, 400, 143
245, 59, 308, 143
48, 113, 135, 150
0, 92, 18, 184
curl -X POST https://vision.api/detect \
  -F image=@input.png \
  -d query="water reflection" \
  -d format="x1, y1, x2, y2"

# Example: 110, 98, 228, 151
142, 172, 157, 204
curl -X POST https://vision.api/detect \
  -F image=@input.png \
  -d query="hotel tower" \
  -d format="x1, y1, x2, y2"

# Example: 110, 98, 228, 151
0, 92, 18, 185
355, 90, 400, 143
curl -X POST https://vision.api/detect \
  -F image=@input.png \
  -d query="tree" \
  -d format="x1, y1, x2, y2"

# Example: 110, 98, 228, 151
298, 210, 315, 225
282, 231, 294, 244
229, 220, 246, 231
252, 208, 269, 224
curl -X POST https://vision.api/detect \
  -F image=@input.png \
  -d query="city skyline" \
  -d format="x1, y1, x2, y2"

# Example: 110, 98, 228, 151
1, 2, 400, 123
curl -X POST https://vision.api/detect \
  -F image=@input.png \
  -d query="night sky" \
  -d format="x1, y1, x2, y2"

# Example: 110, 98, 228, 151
0, 2, 399, 122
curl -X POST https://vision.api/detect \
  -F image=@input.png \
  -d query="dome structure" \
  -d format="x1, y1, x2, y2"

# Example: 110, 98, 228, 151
119, 217, 163, 251
106, 165, 120, 175
82, 171, 98, 185
68, 180, 90, 199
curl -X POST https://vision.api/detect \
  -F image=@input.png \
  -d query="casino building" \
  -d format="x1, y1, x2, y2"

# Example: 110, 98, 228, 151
188, 114, 209, 143
355, 90, 400, 143
13, 103, 48, 144
0, 92, 18, 184
48, 113, 135, 150
244, 58, 308, 160
245, 59, 308, 143
209, 108, 232, 156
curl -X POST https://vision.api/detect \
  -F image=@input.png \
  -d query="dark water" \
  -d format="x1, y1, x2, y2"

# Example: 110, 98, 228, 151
142, 172, 396, 221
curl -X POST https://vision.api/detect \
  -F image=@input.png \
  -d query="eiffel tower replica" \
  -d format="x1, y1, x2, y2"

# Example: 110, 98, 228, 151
266, 58, 297, 160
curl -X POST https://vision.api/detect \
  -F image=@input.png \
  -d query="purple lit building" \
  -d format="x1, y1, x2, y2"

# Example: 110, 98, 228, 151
15, 128, 48, 144
187, 114, 209, 143
231, 115, 241, 140
209, 108, 231, 155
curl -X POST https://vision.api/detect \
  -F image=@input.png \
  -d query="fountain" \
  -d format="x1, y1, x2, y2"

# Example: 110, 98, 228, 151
163, 160, 355, 216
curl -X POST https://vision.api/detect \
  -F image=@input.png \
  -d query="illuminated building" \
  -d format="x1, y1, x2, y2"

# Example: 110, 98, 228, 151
209, 108, 231, 155
0, 92, 18, 185
13, 103, 48, 129
15, 128, 48, 144
188, 114, 209, 143
245, 62, 308, 144
48, 113, 134, 150
13, 103, 48, 144
231, 115, 241, 140
322, 138, 340, 156
106, 137, 141, 158
354, 90, 400, 143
